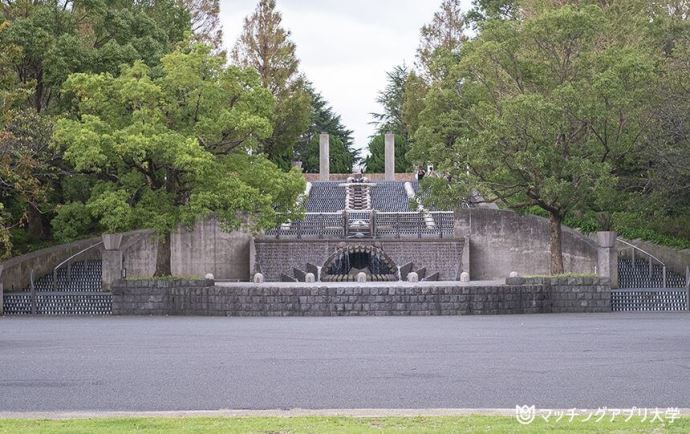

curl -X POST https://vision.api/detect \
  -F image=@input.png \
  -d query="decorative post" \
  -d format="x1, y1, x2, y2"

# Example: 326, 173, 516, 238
0, 264, 4, 316
319, 133, 330, 181
102, 233, 124, 291
596, 231, 618, 289
384, 132, 395, 181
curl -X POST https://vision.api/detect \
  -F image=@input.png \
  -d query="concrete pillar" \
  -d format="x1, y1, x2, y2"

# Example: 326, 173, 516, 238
596, 231, 618, 288
319, 133, 330, 181
102, 233, 123, 291
384, 132, 395, 181
0, 264, 4, 316
461, 236, 470, 281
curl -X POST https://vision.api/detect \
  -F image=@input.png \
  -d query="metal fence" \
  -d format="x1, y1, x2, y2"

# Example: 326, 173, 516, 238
265, 211, 455, 239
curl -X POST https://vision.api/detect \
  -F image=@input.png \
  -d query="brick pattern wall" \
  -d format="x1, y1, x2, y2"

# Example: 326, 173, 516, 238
254, 239, 463, 281
112, 278, 611, 316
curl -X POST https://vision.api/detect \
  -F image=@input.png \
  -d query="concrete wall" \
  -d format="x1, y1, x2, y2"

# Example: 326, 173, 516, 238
254, 238, 464, 281
112, 277, 611, 316
122, 231, 158, 278
455, 208, 599, 280
171, 219, 251, 281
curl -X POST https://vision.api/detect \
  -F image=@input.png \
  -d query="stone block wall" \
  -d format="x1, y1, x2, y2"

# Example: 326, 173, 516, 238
507, 276, 611, 313
112, 278, 611, 316
253, 238, 464, 281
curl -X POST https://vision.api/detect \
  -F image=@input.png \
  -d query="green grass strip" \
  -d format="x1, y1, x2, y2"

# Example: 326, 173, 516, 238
0, 416, 689, 433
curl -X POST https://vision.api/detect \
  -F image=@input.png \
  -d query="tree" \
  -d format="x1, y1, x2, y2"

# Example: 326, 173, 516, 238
363, 134, 408, 174
231, 0, 311, 168
53, 44, 305, 275
295, 84, 358, 173
631, 2, 690, 218
0, 109, 60, 251
411, 2, 657, 274
0, 0, 190, 114
366, 65, 412, 172
0, 1, 193, 256
180, 0, 223, 49
416, 0, 468, 83
466, 0, 519, 27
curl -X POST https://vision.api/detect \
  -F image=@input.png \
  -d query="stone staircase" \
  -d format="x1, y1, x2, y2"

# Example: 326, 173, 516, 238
2, 259, 111, 316
613, 256, 688, 312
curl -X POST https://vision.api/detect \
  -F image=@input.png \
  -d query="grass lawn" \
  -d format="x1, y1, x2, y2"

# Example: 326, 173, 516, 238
0, 416, 688, 433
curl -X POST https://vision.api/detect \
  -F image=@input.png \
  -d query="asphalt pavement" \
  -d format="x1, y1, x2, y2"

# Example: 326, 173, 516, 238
1, 313, 689, 411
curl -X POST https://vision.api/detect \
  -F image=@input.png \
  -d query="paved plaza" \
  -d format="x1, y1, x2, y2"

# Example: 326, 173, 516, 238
1, 313, 689, 412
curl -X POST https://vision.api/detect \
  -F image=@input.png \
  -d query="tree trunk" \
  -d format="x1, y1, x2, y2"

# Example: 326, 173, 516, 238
549, 212, 565, 275
26, 206, 48, 240
154, 232, 172, 277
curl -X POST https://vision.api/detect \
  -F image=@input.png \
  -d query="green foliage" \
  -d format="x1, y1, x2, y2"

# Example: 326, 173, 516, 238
51, 202, 94, 243
0, 0, 191, 113
410, 1, 659, 273
366, 65, 413, 172
53, 42, 304, 241
364, 134, 408, 174
612, 212, 690, 250
0, 203, 12, 259
231, 0, 312, 168
416, 0, 468, 82
296, 84, 358, 173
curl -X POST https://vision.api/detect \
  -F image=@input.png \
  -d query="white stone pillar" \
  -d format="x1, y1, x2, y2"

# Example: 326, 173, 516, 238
319, 133, 330, 181
385, 132, 395, 181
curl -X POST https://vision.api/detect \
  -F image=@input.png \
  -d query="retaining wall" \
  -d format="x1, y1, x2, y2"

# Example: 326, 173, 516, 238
112, 278, 611, 316
455, 208, 600, 280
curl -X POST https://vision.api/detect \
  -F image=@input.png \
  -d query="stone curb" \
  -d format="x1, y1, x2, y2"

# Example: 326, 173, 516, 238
2, 408, 689, 419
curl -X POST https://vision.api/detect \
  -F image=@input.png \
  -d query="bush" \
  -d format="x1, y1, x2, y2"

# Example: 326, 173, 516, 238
51, 202, 95, 242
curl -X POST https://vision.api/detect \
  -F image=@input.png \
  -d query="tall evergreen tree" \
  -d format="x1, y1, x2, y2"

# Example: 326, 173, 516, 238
416, 0, 468, 83
365, 65, 411, 173
295, 84, 358, 174
231, 0, 311, 169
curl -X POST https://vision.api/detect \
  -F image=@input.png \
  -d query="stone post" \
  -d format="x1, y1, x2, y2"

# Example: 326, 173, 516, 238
462, 236, 471, 281
102, 233, 123, 291
596, 231, 618, 289
319, 133, 330, 181
0, 264, 4, 316
384, 132, 395, 181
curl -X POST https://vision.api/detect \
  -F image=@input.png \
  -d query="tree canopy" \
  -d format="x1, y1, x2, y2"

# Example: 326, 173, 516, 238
53, 43, 304, 274
231, 0, 311, 168
408, 0, 681, 272
295, 84, 358, 174
365, 65, 412, 173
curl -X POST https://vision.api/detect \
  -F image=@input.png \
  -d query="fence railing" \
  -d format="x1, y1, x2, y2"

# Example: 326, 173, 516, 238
265, 211, 455, 239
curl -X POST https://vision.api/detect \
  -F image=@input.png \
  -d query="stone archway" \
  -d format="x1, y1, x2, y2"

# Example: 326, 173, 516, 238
321, 244, 398, 282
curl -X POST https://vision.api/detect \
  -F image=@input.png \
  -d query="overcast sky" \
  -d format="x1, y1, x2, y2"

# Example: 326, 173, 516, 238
219, 0, 472, 156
